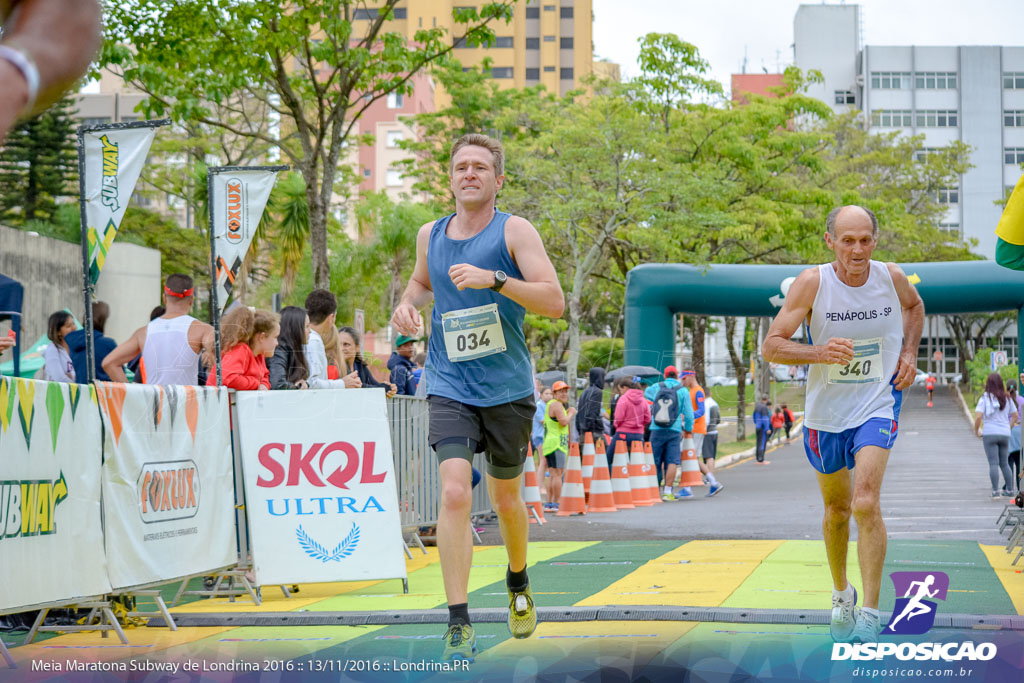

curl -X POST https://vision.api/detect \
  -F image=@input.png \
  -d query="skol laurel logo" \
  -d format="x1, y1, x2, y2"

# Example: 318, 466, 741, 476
137, 460, 201, 524
100, 135, 120, 212
884, 571, 949, 635
0, 473, 69, 541
225, 179, 243, 244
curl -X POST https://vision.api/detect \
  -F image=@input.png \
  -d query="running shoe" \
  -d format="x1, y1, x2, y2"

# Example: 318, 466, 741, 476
992, 491, 1002, 499
440, 623, 476, 662
830, 586, 859, 642
850, 610, 881, 644
507, 584, 537, 639
674, 488, 694, 500
661, 492, 675, 502
1001, 490, 1014, 497
706, 482, 724, 497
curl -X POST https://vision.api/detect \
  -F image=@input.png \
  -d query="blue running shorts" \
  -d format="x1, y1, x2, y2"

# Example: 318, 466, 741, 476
803, 417, 899, 474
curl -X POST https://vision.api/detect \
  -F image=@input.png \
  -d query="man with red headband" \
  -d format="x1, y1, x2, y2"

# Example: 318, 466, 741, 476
103, 274, 215, 385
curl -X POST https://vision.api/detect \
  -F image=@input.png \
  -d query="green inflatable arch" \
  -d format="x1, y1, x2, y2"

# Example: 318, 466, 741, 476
623, 261, 1024, 369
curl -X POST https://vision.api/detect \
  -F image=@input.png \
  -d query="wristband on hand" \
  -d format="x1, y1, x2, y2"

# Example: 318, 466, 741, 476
0, 44, 40, 116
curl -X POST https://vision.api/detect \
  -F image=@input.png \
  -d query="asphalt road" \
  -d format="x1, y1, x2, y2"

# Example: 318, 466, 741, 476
495, 384, 1013, 545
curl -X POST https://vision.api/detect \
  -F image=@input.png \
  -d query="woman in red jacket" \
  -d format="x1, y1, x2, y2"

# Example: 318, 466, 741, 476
207, 307, 279, 390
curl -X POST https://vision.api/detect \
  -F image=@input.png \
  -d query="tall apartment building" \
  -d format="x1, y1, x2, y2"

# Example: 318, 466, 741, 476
793, 2, 1024, 259
351, 1, 601, 201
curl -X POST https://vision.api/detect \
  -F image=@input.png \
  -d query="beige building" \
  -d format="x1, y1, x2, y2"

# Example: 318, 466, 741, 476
352, 0, 599, 103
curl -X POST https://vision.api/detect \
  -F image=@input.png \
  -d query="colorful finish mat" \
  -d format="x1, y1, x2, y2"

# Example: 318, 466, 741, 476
4, 539, 1022, 682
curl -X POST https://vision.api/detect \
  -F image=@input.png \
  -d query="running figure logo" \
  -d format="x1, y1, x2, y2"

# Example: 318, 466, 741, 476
883, 571, 949, 635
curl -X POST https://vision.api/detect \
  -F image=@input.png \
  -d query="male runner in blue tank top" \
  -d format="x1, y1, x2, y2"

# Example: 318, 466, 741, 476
391, 133, 564, 662
762, 206, 923, 644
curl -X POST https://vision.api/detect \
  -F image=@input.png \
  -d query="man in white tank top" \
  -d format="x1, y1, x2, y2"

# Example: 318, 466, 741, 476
763, 206, 923, 645
102, 274, 214, 385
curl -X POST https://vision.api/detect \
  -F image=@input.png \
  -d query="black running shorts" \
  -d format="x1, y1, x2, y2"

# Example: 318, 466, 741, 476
428, 394, 535, 479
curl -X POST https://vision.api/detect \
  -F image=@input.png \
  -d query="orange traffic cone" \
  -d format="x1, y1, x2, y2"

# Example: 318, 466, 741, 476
643, 441, 661, 505
522, 446, 545, 524
581, 433, 595, 499
629, 440, 653, 506
678, 436, 704, 487
610, 439, 635, 509
557, 442, 587, 516
587, 439, 617, 512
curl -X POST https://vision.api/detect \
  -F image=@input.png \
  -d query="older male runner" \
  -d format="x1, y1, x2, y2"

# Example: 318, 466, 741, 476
391, 133, 564, 662
0, 1, 101, 141
763, 205, 923, 644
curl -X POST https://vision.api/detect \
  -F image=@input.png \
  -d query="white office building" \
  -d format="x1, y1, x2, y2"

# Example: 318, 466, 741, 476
794, 3, 1024, 259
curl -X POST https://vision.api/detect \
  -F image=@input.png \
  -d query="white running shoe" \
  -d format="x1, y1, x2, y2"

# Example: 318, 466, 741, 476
830, 586, 859, 642
851, 609, 881, 643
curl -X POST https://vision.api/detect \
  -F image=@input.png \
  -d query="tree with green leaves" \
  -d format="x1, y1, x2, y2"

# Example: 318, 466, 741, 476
499, 82, 661, 394
0, 95, 78, 223
101, 0, 516, 290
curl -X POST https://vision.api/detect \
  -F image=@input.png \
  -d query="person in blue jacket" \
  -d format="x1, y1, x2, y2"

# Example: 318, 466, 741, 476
67, 301, 116, 382
752, 396, 772, 464
643, 366, 695, 499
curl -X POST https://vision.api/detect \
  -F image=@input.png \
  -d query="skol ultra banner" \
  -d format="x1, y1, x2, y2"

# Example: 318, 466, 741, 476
82, 123, 162, 284
95, 382, 235, 589
234, 389, 407, 586
0, 377, 111, 611
210, 168, 281, 312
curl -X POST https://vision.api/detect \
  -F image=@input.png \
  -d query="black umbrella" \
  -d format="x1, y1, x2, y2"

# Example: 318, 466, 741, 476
534, 370, 566, 387
605, 365, 661, 383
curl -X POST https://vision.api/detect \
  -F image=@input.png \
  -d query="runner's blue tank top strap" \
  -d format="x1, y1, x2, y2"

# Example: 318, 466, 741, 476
423, 210, 535, 408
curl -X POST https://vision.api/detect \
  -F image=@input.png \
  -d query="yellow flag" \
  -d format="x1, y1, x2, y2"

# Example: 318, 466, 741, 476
995, 175, 1024, 246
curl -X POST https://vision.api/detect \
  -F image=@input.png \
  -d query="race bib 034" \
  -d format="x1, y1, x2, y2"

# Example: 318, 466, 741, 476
441, 303, 507, 362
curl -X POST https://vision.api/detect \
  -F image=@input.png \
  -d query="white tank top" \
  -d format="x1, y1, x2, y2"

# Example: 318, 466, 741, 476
142, 315, 200, 385
804, 261, 903, 432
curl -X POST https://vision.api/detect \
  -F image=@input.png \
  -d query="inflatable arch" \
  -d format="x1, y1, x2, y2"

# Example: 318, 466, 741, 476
623, 261, 1024, 370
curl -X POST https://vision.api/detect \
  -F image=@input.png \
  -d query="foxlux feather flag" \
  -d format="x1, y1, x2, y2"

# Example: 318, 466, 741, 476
83, 123, 163, 284
210, 169, 281, 312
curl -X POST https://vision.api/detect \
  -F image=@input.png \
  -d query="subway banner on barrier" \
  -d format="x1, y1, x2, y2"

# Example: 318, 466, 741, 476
82, 121, 165, 284
95, 382, 235, 589
234, 389, 407, 586
210, 167, 283, 313
0, 378, 111, 611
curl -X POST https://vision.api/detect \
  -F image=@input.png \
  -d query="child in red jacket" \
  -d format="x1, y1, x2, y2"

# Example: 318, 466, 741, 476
207, 307, 279, 390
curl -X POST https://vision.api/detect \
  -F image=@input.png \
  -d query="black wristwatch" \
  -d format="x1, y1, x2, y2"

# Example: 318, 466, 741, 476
491, 269, 507, 292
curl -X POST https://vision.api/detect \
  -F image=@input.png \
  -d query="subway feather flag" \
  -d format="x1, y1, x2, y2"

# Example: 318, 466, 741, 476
82, 123, 162, 284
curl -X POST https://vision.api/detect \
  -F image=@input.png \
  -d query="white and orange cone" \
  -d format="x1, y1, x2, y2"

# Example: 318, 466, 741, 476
638, 440, 663, 505
629, 440, 653, 507
523, 445, 546, 524
679, 436, 704, 488
587, 438, 617, 513
581, 432, 595, 499
610, 439, 634, 509
557, 442, 587, 516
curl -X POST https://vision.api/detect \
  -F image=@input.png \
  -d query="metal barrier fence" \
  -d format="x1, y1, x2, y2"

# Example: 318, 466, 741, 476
387, 396, 493, 531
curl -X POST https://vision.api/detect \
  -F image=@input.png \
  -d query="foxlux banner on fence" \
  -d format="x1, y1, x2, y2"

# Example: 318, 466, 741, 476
83, 123, 162, 284
95, 382, 235, 589
0, 377, 110, 611
211, 169, 281, 313
234, 389, 407, 586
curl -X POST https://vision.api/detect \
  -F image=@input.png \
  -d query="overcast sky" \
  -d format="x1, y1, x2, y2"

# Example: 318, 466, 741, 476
593, 0, 1024, 94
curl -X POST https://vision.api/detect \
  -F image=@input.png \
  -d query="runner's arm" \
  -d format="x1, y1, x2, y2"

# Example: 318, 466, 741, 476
0, 0, 102, 138
886, 262, 924, 391
762, 268, 854, 365
102, 328, 144, 382
447, 216, 564, 318
391, 222, 434, 336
